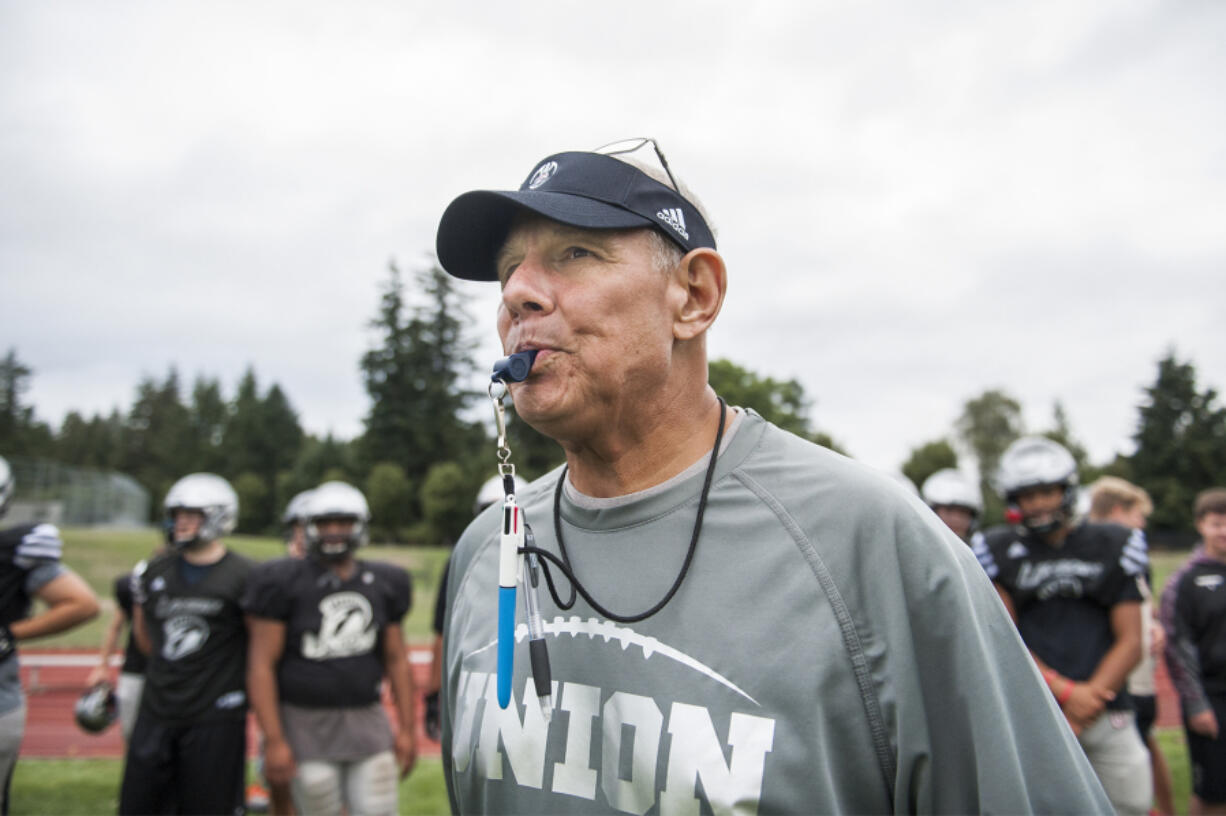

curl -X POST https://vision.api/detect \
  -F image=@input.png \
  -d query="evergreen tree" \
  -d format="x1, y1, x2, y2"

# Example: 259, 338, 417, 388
221, 368, 304, 530
189, 376, 228, 472
360, 260, 484, 514
0, 348, 54, 456
1042, 401, 1090, 480
121, 368, 196, 516
1129, 352, 1226, 531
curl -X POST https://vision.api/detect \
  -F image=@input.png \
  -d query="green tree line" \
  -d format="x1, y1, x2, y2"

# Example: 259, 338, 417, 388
2, 261, 1223, 541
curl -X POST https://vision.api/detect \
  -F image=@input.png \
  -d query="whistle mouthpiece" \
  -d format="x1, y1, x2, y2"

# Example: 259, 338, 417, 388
492, 350, 539, 384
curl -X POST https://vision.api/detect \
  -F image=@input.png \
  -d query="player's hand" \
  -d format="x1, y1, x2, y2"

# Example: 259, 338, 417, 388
85, 664, 110, 688
424, 691, 441, 742
1063, 682, 1112, 728
0, 626, 15, 663
1189, 709, 1219, 739
1149, 622, 1166, 656
262, 736, 297, 786
395, 727, 417, 778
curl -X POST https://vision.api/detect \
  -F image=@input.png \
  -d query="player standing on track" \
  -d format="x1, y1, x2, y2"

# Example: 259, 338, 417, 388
0, 454, 99, 814
1087, 476, 1175, 816
976, 436, 1152, 814
245, 481, 417, 816
1161, 487, 1226, 816
118, 472, 253, 816
85, 555, 158, 744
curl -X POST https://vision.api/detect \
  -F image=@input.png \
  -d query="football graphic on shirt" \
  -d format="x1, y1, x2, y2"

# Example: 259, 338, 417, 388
162, 615, 209, 660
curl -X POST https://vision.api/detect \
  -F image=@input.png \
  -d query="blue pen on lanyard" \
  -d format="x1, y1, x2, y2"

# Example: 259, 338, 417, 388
498, 496, 523, 709
522, 524, 553, 720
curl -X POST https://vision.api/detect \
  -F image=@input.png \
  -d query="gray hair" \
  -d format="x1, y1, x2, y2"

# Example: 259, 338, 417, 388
608, 153, 717, 275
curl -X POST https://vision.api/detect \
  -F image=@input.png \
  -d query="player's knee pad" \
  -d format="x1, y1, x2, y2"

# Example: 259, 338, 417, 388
345, 751, 398, 816
293, 760, 343, 816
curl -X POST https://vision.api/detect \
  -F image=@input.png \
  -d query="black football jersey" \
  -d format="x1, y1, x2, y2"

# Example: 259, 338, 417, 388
135, 550, 253, 724
975, 521, 1146, 706
1, 523, 65, 629
1171, 560, 1226, 697
114, 569, 147, 675
243, 557, 412, 708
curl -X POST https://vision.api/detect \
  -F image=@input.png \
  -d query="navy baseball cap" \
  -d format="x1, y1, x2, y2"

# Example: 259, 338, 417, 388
436, 150, 717, 281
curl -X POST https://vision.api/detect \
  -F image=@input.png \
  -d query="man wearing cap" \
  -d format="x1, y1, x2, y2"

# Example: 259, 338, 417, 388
434, 142, 1110, 814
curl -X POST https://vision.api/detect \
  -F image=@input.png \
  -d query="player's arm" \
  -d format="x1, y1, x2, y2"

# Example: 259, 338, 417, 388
86, 605, 128, 686
990, 582, 1018, 623
246, 615, 296, 785
1166, 577, 1217, 736
383, 621, 418, 778
131, 604, 152, 656
10, 570, 99, 641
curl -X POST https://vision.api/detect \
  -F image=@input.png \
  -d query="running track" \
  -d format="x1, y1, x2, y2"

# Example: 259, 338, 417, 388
19, 649, 441, 758
20, 648, 1184, 759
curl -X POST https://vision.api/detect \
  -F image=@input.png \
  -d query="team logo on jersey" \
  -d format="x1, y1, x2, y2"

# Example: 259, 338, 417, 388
302, 591, 377, 659
162, 615, 209, 660
527, 161, 558, 189
453, 617, 776, 813
1194, 574, 1224, 591
1007, 541, 1029, 559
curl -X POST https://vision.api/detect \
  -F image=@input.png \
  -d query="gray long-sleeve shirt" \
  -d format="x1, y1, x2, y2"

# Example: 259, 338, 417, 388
442, 409, 1111, 814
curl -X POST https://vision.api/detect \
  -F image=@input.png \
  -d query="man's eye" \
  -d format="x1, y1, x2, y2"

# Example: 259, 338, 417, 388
565, 247, 591, 260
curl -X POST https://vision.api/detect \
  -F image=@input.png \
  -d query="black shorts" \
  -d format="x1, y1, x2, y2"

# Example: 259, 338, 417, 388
1185, 695, 1226, 804
1133, 693, 1156, 741
119, 709, 247, 815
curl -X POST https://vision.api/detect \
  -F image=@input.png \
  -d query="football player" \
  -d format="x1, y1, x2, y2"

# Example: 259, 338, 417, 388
245, 481, 416, 816
920, 468, 982, 543
1160, 487, 1226, 815
1088, 476, 1175, 816
281, 489, 313, 559
975, 437, 1152, 814
0, 454, 100, 812
118, 473, 253, 816
85, 552, 159, 744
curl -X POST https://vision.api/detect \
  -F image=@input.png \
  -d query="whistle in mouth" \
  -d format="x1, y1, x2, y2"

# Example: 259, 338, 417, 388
491, 350, 539, 384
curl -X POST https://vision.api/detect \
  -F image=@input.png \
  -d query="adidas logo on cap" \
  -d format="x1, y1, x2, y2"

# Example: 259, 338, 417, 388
656, 207, 690, 241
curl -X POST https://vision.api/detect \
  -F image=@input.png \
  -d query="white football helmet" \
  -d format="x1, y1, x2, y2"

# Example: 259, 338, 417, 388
0, 455, 12, 519
282, 489, 314, 527
996, 436, 1078, 534
304, 481, 370, 561
921, 469, 983, 516
473, 474, 528, 517
164, 473, 238, 550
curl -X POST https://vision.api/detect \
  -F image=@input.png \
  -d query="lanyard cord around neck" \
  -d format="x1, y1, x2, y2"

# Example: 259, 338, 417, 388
519, 397, 727, 624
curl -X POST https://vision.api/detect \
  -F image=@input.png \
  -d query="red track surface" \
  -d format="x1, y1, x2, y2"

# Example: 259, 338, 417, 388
19, 649, 441, 759
19, 648, 1185, 759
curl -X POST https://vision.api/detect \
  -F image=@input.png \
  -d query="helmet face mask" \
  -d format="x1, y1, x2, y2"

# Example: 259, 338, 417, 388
303, 482, 370, 564
75, 682, 118, 734
163, 473, 239, 551
996, 437, 1079, 537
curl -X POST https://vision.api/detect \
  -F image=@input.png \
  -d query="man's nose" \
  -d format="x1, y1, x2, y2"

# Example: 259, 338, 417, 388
500, 257, 553, 318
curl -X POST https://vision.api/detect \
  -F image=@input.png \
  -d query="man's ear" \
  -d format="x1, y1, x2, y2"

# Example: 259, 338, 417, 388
673, 248, 727, 341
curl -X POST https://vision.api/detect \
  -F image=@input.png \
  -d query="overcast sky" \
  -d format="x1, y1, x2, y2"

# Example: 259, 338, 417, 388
2, 0, 1223, 476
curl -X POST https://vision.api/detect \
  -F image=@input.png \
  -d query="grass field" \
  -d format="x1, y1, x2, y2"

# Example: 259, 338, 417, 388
11, 757, 451, 816
12, 530, 1205, 814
